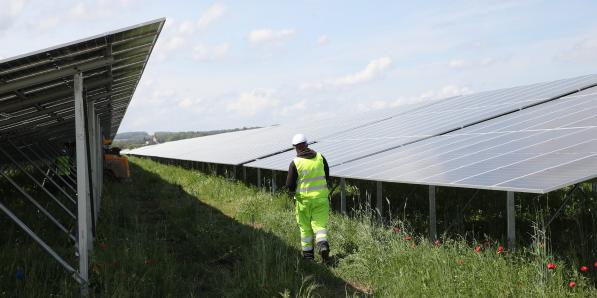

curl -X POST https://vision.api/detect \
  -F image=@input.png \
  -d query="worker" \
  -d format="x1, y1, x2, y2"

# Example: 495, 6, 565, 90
55, 148, 71, 180
286, 134, 331, 262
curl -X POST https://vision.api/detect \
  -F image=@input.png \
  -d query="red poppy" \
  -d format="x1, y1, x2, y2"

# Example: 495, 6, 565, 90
580, 266, 588, 272
547, 263, 556, 270
475, 245, 481, 253
594, 261, 597, 268
497, 245, 504, 254
569, 281, 576, 289
404, 236, 412, 241
98, 242, 108, 250
144, 259, 157, 265
434, 240, 441, 246
457, 259, 464, 265
393, 226, 401, 233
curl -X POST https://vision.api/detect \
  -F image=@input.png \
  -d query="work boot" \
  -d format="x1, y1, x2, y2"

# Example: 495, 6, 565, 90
302, 250, 314, 261
316, 241, 330, 264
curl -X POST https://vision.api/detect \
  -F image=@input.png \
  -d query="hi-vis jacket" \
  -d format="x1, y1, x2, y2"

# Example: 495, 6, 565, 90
286, 148, 330, 197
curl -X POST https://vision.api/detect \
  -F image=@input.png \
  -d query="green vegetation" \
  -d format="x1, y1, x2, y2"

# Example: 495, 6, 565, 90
1, 157, 596, 296
112, 127, 260, 149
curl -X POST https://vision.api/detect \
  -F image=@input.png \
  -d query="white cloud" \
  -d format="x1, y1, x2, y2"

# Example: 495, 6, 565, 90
278, 100, 306, 116
69, 2, 87, 18
391, 84, 473, 107
178, 97, 205, 112
178, 20, 196, 34
448, 59, 467, 69
556, 38, 597, 63
192, 43, 229, 61
317, 35, 329, 46
197, 2, 226, 29
302, 57, 392, 89
248, 28, 295, 45
227, 89, 279, 116
0, 0, 25, 32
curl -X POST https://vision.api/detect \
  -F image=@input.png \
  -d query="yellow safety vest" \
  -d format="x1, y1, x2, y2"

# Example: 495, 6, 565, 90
56, 155, 70, 176
294, 153, 329, 200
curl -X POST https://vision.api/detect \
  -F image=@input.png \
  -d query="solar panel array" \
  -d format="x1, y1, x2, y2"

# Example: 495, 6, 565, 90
130, 74, 597, 194
0, 18, 165, 151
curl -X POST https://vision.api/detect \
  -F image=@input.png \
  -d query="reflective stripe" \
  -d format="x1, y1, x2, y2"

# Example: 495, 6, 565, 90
297, 184, 328, 193
302, 246, 313, 251
315, 229, 327, 236
301, 236, 313, 243
315, 238, 328, 243
297, 175, 326, 184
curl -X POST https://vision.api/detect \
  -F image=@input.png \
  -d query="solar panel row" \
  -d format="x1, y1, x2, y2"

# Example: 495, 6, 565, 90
130, 73, 597, 194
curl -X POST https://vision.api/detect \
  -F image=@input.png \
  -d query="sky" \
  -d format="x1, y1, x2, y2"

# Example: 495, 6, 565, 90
2, 0, 597, 133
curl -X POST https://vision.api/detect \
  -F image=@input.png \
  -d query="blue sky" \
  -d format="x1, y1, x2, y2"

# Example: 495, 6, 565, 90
2, 0, 597, 132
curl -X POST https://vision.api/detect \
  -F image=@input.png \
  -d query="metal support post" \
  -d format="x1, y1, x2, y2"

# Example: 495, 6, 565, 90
376, 181, 383, 216
243, 166, 247, 182
74, 72, 91, 293
340, 178, 347, 215
257, 168, 261, 190
507, 191, 516, 251
86, 98, 97, 232
272, 170, 277, 193
429, 185, 437, 242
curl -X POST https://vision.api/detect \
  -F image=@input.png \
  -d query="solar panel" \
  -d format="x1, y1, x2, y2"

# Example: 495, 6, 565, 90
128, 100, 431, 165
329, 86, 597, 193
245, 74, 597, 173
0, 18, 165, 149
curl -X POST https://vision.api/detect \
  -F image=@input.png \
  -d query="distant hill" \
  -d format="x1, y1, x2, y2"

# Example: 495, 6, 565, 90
112, 127, 260, 149
114, 131, 149, 141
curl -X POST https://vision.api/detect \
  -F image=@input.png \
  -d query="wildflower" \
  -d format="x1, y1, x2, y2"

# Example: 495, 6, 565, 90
497, 245, 504, 254
144, 259, 157, 265
569, 281, 576, 289
594, 261, 597, 268
393, 226, 401, 233
98, 242, 108, 250
547, 263, 556, 270
580, 266, 588, 272
404, 236, 412, 241
457, 259, 465, 265
434, 240, 441, 247
475, 245, 481, 253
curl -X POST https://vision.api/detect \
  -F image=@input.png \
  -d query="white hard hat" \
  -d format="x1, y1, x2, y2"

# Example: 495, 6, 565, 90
292, 133, 308, 145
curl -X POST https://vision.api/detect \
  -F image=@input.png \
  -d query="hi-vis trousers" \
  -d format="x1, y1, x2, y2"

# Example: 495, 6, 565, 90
295, 196, 329, 252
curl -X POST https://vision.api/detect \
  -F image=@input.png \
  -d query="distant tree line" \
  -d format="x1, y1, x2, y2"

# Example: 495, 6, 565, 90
112, 127, 260, 149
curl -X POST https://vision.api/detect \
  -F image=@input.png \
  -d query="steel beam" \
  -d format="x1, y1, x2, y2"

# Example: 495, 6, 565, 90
376, 181, 383, 216
340, 178, 347, 215
0, 57, 114, 95
429, 186, 437, 242
272, 170, 277, 193
0, 201, 83, 284
74, 72, 91, 293
507, 191, 516, 251
9, 142, 77, 204
257, 168, 261, 190
0, 169, 76, 242
0, 147, 75, 219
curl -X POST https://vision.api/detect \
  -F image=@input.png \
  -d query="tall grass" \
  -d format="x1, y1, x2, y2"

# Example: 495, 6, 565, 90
1, 156, 595, 297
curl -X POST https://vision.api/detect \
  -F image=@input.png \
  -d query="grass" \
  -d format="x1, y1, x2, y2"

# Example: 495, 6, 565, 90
1, 156, 596, 296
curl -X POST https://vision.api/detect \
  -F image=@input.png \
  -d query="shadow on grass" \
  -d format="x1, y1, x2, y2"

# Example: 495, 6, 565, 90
91, 162, 363, 297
